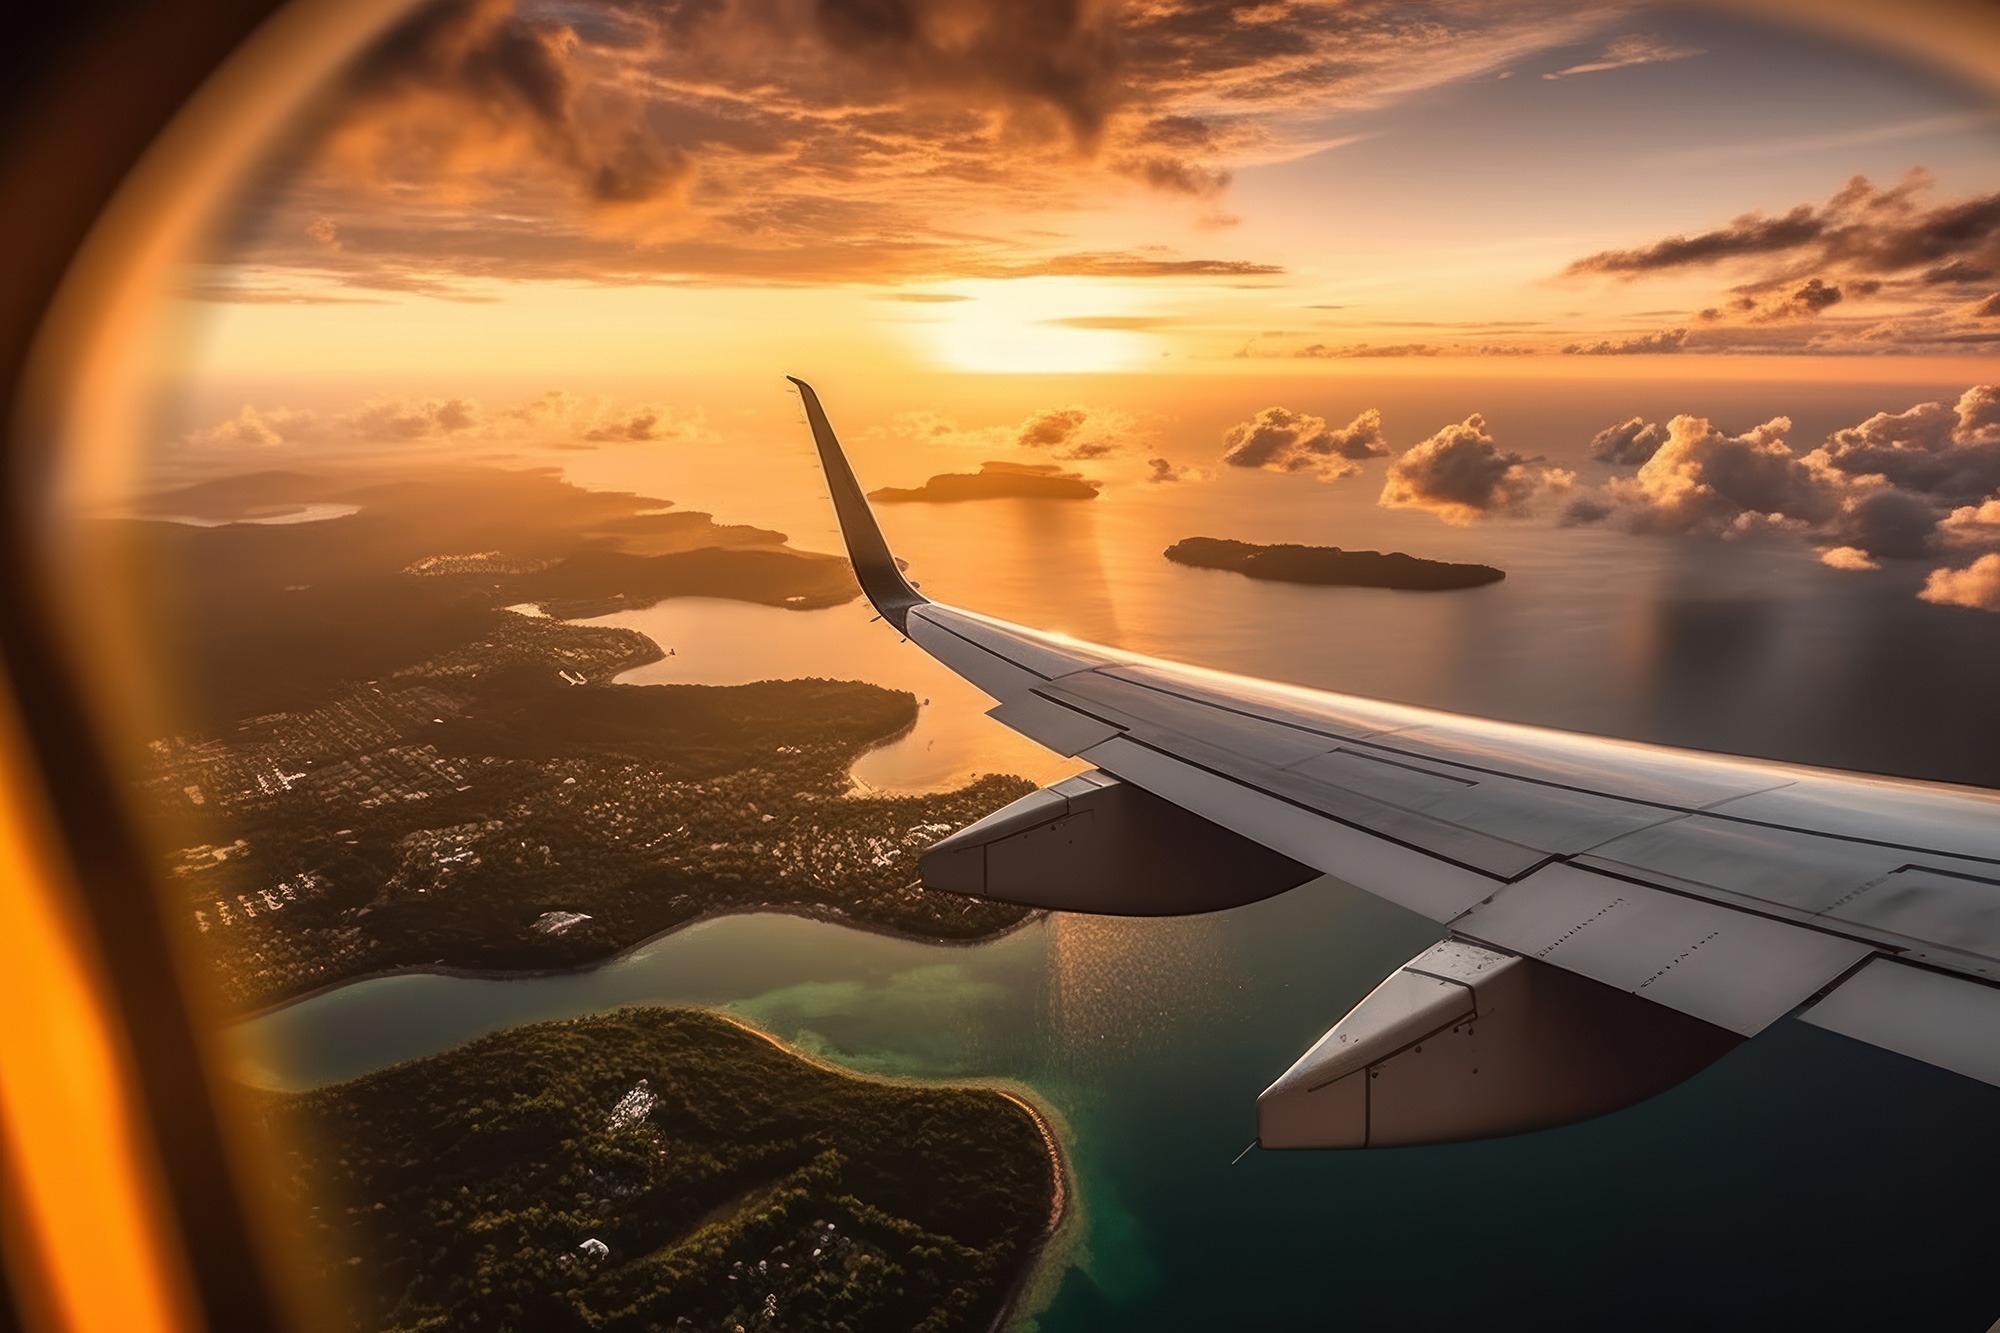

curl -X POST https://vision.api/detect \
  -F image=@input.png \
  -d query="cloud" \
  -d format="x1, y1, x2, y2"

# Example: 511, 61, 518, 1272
1562, 328, 1688, 355
1560, 172, 2000, 353
893, 403, 1136, 459
182, 389, 707, 450
1220, 406, 1389, 480
1378, 413, 1573, 524
1146, 457, 1207, 483
186, 397, 484, 447
1017, 408, 1090, 450
1589, 414, 1836, 535
1541, 34, 1702, 81
1818, 546, 1880, 571
1567, 384, 2000, 562
1939, 497, 2000, 551
1566, 209, 1824, 278
1803, 385, 2000, 503
1919, 553, 2000, 611
1039, 314, 1182, 331
226, 0, 1612, 294
1587, 417, 1667, 464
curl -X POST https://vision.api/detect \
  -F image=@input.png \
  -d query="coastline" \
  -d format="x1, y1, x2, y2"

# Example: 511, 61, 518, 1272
228, 897, 1047, 1023
702, 1010, 1075, 1333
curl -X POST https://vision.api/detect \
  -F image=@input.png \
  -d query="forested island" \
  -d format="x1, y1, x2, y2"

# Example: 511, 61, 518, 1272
264, 1007, 1063, 1331
1165, 536, 1505, 590
137, 466, 1035, 1010
870, 461, 1100, 503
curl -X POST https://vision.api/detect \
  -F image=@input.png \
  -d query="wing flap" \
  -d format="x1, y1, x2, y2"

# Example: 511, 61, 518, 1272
1452, 863, 1873, 1034
1803, 957, 2000, 1086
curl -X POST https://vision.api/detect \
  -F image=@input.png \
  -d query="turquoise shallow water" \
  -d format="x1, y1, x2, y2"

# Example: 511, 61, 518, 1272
234, 881, 2000, 1332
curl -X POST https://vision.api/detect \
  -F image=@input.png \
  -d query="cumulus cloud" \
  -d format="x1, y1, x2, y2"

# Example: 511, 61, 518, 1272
187, 397, 482, 448
1016, 408, 1094, 453
1919, 553, 2000, 611
183, 389, 705, 450
1562, 328, 1688, 355
891, 403, 1135, 459
1567, 384, 2000, 565
1541, 34, 1702, 81
1939, 498, 2000, 550
1146, 457, 1207, 483
1220, 407, 1389, 480
1804, 386, 2000, 503
1587, 417, 1667, 464
1818, 546, 1880, 571
1379, 413, 1573, 524
1586, 414, 1835, 535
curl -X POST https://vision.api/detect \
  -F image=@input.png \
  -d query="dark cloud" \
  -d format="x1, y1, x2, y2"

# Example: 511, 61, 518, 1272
1562, 173, 2000, 353
1378, 414, 1573, 524
1587, 417, 1667, 464
1146, 456, 1203, 483
231, 0, 1608, 293
1565, 208, 1822, 277
1562, 327, 1688, 355
1806, 386, 2000, 503
808, 0, 1122, 144
1017, 407, 1090, 449
345, 0, 694, 211
1220, 406, 1388, 480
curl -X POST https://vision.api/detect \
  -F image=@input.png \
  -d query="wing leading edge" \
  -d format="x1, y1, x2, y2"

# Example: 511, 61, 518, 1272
790, 377, 2000, 1137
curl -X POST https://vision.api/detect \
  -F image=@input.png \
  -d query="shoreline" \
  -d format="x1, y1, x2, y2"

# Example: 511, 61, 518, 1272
702, 1010, 1074, 1333
229, 897, 1047, 1023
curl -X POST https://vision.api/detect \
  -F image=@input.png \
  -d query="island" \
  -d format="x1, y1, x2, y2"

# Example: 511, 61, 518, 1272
134, 465, 1036, 1010
869, 461, 1100, 503
1165, 536, 1505, 590
263, 1007, 1063, 1331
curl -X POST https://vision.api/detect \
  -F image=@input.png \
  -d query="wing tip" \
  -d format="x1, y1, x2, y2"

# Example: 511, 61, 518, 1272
788, 375, 926, 632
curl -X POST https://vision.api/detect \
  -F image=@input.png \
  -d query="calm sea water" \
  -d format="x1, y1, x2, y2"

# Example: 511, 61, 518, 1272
233, 428, 2000, 1331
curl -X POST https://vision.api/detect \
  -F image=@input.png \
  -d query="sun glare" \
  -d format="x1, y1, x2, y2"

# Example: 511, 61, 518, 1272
918, 278, 1157, 374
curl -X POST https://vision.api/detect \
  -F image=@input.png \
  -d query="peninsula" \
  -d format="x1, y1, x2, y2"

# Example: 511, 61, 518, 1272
265, 1007, 1061, 1332
1165, 536, 1504, 590
137, 465, 1036, 1010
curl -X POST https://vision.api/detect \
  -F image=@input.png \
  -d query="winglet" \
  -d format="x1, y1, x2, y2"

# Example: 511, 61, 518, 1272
789, 376, 927, 631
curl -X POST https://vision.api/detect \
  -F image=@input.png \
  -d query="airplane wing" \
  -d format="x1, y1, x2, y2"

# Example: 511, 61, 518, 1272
790, 376, 2000, 1149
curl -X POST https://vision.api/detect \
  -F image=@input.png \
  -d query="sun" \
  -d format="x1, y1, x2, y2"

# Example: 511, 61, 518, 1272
916, 277, 1159, 374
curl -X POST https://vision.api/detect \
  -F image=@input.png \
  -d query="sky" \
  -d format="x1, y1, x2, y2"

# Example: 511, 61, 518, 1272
159, 0, 2000, 611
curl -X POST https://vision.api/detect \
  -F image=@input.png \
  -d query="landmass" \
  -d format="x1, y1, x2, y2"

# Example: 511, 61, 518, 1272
869, 461, 1100, 503
137, 466, 1036, 1010
124, 466, 858, 722
263, 1008, 1062, 1332
1165, 536, 1505, 590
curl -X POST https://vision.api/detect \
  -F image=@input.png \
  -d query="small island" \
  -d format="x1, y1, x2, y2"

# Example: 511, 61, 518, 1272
265, 1007, 1063, 1331
870, 461, 1100, 503
1165, 536, 1504, 591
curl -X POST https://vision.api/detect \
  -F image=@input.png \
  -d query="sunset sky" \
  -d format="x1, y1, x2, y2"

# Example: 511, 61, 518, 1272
159, 0, 2000, 610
